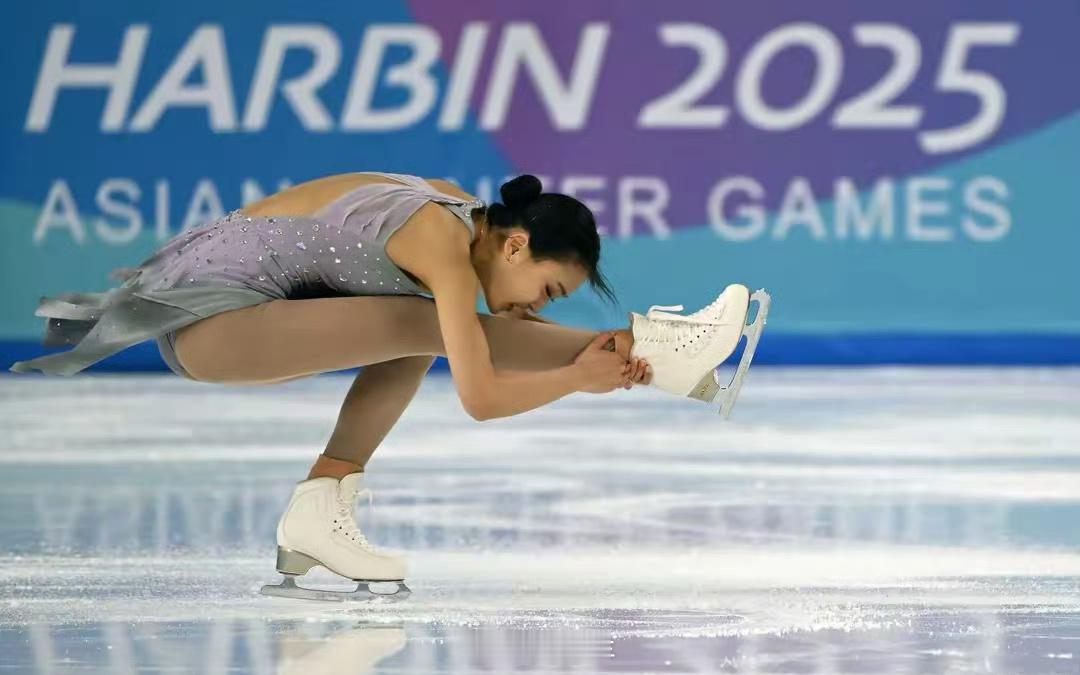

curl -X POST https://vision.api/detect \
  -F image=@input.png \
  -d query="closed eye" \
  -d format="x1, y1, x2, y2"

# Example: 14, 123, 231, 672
547, 282, 568, 303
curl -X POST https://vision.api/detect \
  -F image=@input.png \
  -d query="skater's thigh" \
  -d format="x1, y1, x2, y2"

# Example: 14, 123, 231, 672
173, 295, 440, 384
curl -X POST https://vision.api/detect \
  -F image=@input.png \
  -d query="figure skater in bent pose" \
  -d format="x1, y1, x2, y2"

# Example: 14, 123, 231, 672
10, 171, 765, 600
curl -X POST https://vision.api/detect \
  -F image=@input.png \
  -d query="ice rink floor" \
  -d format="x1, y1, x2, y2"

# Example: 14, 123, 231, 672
1, 367, 1079, 674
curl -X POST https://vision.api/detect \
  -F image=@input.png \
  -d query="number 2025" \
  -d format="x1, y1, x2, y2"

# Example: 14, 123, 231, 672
637, 22, 1020, 154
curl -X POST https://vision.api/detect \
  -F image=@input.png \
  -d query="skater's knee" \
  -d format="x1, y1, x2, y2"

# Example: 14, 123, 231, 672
396, 353, 437, 372
362, 354, 437, 380
406, 353, 437, 373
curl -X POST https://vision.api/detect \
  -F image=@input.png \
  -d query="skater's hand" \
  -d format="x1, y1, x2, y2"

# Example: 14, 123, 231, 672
573, 332, 636, 394
622, 356, 652, 389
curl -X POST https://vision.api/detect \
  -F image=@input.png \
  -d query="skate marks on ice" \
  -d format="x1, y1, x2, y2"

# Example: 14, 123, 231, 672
2, 368, 1080, 465
2, 369, 1080, 672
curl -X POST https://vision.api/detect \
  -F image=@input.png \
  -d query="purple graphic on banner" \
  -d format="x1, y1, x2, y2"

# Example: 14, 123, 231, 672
408, 0, 1080, 230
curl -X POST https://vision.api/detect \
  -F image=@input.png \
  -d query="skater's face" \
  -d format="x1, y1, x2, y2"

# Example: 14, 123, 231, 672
482, 228, 587, 315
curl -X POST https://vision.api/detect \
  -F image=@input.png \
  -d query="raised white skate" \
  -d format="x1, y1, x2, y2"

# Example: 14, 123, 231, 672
629, 283, 770, 419
260, 472, 411, 602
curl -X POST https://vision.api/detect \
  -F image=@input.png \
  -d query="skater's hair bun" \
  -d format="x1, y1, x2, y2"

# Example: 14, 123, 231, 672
486, 174, 542, 226
483, 174, 617, 307
500, 174, 543, 211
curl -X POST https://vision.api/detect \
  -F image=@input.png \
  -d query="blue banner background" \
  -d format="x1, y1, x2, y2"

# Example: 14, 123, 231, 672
2, 1, 1078, 370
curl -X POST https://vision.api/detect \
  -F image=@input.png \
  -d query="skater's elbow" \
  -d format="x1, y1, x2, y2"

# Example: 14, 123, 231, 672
452, 362, 500, 420
461, 392, 496, 421
466, 403, 496, 422
468, 408, 493, 422
465, 390, 516, 421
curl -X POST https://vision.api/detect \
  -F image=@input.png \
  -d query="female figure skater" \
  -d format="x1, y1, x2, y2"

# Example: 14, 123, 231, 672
9, 171, 765, 600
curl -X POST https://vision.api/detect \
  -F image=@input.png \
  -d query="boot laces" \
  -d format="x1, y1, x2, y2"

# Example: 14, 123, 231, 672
647, 303, 684, 315
639, 316, 711, 346
647, 295, 726, 321
334, 487, 386, 555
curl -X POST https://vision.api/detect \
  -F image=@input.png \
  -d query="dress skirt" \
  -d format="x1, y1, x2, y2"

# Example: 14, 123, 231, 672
8, 268, 272, 377
9, 210, 286, 377
9, 172, 481, 378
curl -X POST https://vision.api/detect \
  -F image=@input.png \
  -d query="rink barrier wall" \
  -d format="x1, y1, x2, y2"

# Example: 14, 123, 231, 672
2, 334, 1078, 375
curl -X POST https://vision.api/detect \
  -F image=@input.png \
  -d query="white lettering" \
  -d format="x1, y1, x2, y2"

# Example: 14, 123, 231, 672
35, 179, 85, 244
182, 179, 225, 230
26, 24, 148, 132
243, 25, 340, 131
438, 23, 488, 131
95, 178, 142, 244
708, 176, 765, 241
618, 177, 670, 240
341, 25, 440, 130
906, 176, 953, 241
481, 23, 609, 130
773, 177, 827, 240
962, 175, 1010, 241
130, 25, 237, 132
834, 177, 895, 240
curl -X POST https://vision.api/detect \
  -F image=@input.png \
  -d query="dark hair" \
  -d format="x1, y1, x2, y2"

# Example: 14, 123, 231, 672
484, 174, 617, 307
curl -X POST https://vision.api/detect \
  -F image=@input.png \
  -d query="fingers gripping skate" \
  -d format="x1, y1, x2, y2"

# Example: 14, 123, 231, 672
260, 547, 412, 602
687, 289, 771, 419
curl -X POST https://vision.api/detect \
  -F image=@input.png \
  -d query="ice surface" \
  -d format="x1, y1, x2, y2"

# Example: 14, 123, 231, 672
1, 367, 1079, 673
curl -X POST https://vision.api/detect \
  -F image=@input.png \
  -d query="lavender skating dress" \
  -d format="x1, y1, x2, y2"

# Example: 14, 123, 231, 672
9, 172, 486, 379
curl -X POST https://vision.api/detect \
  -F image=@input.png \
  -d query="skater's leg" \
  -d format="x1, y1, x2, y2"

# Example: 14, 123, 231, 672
307, 453, 364, 480
310, 355, 437, 475
173, 295, 632, 384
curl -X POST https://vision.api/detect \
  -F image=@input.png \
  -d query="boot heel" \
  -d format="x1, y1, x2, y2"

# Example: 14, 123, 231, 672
276, 547, 320, 575
689, 368, 720, 402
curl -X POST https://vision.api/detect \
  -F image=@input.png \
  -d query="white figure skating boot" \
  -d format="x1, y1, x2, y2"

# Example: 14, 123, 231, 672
260, 472, 410, 601
629, 283, 770, 418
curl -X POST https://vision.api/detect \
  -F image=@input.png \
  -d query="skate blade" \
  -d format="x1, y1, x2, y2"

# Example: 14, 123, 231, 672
260, 575, 411, 603
687, 289, 770, 418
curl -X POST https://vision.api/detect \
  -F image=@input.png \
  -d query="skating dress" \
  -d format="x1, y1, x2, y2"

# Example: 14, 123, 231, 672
8, 172, 486, 379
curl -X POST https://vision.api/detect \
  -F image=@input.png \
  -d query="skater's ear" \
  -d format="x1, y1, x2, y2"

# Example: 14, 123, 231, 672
501, 230, 530, 261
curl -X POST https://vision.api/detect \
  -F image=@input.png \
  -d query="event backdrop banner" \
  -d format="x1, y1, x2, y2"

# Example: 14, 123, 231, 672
2, 1, 1078, 367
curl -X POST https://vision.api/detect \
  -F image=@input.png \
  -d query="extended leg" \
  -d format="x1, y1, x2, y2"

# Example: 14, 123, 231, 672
174, 295, 630, 384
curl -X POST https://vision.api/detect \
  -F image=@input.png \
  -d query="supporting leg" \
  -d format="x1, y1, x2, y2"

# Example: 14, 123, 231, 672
306, 453, 365, 480
315, 355, 436, 471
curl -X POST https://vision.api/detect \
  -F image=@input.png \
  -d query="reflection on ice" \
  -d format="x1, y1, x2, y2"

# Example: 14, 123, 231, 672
4, 613, 1080, 674
1, 368, 1079, 673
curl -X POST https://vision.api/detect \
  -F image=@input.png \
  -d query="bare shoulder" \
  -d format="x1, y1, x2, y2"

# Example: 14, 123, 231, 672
242, 172, 381, 217
242, 174, 475, 219
384, 202, 475, 293
423, 178, 478, 202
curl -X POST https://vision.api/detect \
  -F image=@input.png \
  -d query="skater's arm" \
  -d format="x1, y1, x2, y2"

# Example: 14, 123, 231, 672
404, 209, 589, 420
427, 265, 586, 420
